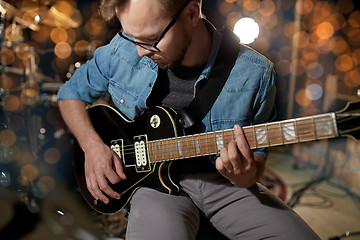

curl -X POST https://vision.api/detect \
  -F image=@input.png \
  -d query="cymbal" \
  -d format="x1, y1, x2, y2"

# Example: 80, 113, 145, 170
0, 1, 82, 30
40, 1, 82, 29
0, 1, 40, 31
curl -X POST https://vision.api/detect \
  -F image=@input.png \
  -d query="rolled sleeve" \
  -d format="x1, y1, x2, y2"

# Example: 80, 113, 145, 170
57, 37, 117, 103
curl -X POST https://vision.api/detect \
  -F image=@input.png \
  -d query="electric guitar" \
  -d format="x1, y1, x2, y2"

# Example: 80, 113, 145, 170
73, 100, 360, 214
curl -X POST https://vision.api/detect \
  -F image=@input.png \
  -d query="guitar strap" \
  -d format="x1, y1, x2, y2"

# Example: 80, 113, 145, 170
176, 27, 241, 129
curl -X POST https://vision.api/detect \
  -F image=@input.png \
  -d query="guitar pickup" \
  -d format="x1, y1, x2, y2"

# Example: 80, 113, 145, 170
110, 139, 124, 161
133, 135, 151, 172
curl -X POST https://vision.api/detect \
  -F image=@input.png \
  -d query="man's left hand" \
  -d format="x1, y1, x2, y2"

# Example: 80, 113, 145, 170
215, 124, 265, 188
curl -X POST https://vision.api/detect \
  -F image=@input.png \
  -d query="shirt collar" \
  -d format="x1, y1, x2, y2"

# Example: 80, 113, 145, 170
199, 19, 223, 80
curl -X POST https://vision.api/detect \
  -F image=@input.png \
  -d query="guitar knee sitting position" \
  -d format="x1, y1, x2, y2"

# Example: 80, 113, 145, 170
57, 0, 334, 239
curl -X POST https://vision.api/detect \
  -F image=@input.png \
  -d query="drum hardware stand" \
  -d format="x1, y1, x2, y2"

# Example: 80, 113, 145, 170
287, 90, 360, 209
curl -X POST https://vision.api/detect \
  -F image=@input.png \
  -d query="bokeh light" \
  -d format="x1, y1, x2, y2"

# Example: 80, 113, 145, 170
292, 31, 310, 49
233, 17, 259, 44
54, 42, 72, 59
0, 48, 16, 65
296, 88, 312, 107
0, 129, 17, 147
43, 147, 61, 164
316, 22, 334, 39
336, 54, 354, 72
306, 62, 324, 79
0, 75, 13, 90
0, 1, 359, 231
3, 94, 21, 111
259, 0, 276, 17
74, 40, 90, 57
50, 27, 68, 43
37, 176, 56, 193
20, 164, 39, 183
305, 83, 323, 101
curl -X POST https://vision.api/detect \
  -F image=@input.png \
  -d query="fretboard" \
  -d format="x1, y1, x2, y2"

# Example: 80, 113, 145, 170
147, 113, 338, 163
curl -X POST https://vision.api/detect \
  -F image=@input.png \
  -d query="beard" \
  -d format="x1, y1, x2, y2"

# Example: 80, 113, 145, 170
152, 33, 191, 70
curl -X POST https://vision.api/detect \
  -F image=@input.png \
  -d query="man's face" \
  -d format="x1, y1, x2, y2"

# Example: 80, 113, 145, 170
117, 0, 191, 69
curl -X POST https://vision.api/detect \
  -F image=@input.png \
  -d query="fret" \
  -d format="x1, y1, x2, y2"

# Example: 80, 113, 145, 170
279, 122, 284, 144
148, 142, 154, 163
159, 140, 164, 161
140, 112, 340, 164
215, 131, 225, 153
204, 133, 210, 155
161, 139, 169, 161
314, 113, 336, 139
154, 140, 163, 162
200, 134, 206, 155
161, 140, 167, 161
223, 129, 234, 148
194, 134, 202, 156
150, 141, 156, 162
311, 117, 317, 139
154, 141, 159, 162
243, 126, 257, 149
296, 117, 316, 142
165, 138, 173, 160
265, 124, 270, 145
147, 142, 152, 163
170, 137, 179, 160
267, 122, 283, 146
254, 124, 269, 148
176, 138, 184, 158
183, 136, 190, 158
213, 132, 217, 152
171, 138, 178, 159
144, 113, 338, 163
294, 119, 300, 142
281, 120, 298, 144
253, 126, 258, 148
206, 132, 217, 154
156, 140, 164, 162
187, 136, 192, 158
188, 135, 196, 158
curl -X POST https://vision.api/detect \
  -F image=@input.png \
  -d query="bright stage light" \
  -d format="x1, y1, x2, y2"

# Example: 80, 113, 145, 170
233, 17, 260, 44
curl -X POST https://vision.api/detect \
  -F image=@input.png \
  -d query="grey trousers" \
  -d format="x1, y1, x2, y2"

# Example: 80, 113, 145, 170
125, 171, 320, 240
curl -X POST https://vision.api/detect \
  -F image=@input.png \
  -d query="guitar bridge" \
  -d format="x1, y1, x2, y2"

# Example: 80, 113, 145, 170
133, 135, 151, 172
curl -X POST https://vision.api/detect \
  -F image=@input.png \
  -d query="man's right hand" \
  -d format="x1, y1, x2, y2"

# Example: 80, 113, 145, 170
84, 140, 127, 204
58, 99, 127, 204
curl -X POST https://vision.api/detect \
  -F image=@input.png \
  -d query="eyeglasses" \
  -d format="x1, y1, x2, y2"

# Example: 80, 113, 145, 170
119, 0, 191, 52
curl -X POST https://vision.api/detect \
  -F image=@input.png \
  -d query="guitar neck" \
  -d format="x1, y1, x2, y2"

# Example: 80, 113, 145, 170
147, 112, 338, 163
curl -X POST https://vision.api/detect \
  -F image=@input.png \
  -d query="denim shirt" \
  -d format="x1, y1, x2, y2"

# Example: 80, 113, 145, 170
57, 20, 276, 158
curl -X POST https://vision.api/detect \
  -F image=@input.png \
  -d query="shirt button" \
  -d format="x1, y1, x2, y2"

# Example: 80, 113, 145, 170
149, 83, 152, 87
120, 99, 125, 104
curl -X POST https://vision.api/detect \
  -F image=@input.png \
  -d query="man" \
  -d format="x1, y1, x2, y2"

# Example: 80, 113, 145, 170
57, 0, 320, 239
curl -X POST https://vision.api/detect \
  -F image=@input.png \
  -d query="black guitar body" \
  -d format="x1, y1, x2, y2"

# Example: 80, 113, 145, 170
72, 100, 360, 214
73, 105, 181, 214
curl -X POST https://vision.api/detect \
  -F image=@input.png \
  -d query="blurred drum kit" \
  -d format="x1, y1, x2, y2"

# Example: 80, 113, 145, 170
0, 0, 83, 102
0, 2, 95, 238
1, 0, 83, 214
0, 0, 83, 158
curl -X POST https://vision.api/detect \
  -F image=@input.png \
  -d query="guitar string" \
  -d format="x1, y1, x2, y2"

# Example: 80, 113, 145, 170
118, 116, 336, 150
117, 117, 339, 159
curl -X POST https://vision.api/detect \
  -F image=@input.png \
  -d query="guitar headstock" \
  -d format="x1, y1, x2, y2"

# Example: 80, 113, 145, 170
335, 100, 360, 141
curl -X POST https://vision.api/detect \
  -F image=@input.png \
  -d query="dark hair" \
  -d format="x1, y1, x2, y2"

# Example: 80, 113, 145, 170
99, 0, 201, 21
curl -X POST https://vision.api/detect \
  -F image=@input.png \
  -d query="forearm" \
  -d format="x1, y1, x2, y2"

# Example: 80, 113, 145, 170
59, 99, 125, 203
58, 99, 103, 152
